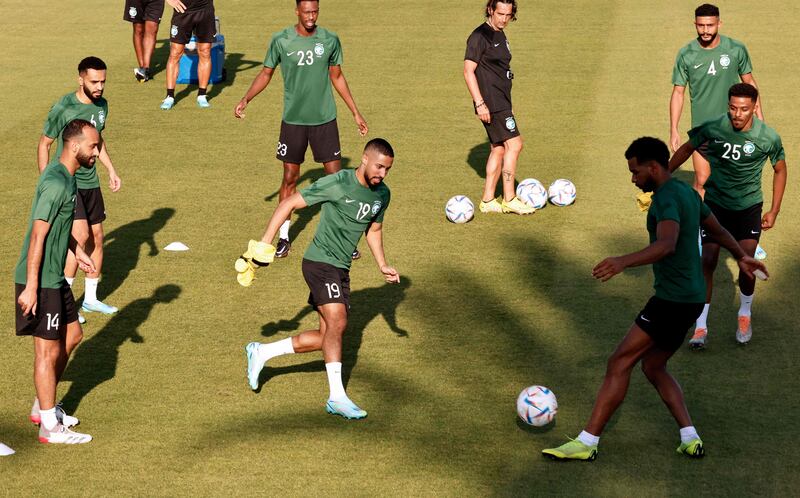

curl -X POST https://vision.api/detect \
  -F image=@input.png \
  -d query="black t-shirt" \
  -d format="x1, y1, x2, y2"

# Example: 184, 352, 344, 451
465, 23, 513, 113
181, 0, 212, 12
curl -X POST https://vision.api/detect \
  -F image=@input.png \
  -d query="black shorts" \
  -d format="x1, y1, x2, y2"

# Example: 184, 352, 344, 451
701, 200, 762, 244
15, 284, 79, 340
74, 187, 107, 225
302, 259, 350, 311
635, 296, 704, 353
124, 0, 165, 23
482, 109, 520, 144
170, 6, 216, 44
277, 119, 341, 165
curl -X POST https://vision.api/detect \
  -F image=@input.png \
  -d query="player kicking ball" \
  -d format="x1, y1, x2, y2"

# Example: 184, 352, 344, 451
542, 137, 766, 461
238, 138, 399, 419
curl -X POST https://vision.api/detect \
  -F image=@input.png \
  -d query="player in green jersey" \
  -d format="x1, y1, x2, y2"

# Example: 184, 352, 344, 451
670, 3, 763, 198
234, 0, 368, 259
670, 83, 786, 348
38, 57, 122, 321
542, 137, 766, 461
17, 120, 100, 444
238, 139, 398, 420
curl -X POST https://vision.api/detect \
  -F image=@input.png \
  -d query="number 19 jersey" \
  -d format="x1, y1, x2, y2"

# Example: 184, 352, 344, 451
300, 169, 390, 270
264, 26, 343, 126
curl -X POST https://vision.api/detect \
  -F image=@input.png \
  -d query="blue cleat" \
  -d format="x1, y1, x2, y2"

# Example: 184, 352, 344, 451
196, 95, 211, 108
160, 97, 175, 110
325, 398, 367, 420
245, 342, 264, 391
81, 300, 118, 314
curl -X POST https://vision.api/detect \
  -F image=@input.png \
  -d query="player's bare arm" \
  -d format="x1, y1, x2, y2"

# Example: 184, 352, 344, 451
593, 220, 680, 282
37, 135, 56, 173
18, 220, 53, 315
701, 213, 768, 279
762, 159, 787, 230
68, 235, 97, 274
669, 85, 686, 152
668, 141, 696, 173
740, 73, 764, 121
234, 66, 275, 119
260, 192, 308, 244
98, 140, 121, 192
166, 0, 187, 13
463, 60, 490, 123
365, 221, 399, 283
328, 65, 367, 136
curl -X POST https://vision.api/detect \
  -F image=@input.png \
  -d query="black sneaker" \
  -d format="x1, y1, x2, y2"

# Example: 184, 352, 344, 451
275, 238, 291, 258
351, 249, 361, 260
134, 67, 147, 82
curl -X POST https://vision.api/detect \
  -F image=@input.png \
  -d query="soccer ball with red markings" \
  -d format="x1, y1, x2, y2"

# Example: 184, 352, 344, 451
516, 385, 558, 426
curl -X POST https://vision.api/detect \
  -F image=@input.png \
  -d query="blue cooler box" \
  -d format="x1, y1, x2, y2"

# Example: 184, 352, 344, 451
177, 34, 226, 84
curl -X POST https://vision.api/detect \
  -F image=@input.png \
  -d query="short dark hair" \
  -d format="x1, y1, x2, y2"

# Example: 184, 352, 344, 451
78, 56, 106, 74
695, 4, 719, 17
364, 138, 394, 158
485, 0, 517, 21
625, 137, 670, 169
296, 0, 318, 5
729, 83, 759, 102
62, 119, 94, 145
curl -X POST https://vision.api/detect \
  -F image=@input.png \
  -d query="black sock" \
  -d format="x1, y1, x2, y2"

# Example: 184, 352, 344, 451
198, 88, 207, 96
166, 88, 175, 98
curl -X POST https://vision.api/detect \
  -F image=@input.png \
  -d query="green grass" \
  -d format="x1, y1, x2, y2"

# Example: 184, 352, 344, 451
1, 0, 799, 495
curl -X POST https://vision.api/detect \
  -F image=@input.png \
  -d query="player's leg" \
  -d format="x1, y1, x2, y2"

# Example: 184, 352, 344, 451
479, 143, 504, 213
690, 150, 710, 198
80, 190, 116, 314
736, 238, 758, 344
195, 42, 212, 108
132, 22, 146, 70
500, 135, 523, 201
161, 41, 184, 109
274, 123, 309, 257
691, 241, 721, 348
142, 20, 159, 78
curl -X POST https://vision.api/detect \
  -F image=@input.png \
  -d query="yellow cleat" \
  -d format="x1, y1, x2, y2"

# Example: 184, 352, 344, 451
636, 192, 653, 212
501, 197, 536, 215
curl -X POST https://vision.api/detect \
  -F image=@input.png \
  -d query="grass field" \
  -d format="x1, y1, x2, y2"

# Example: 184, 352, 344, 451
1, 0, 799, 495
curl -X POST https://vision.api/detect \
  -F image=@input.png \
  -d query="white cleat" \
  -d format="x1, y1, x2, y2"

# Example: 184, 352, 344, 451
39, 423, 92, 444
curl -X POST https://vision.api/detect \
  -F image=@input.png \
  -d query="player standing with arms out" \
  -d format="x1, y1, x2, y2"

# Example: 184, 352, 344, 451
238, 139, 398, 420
38, 57, 121, 321
234, 0, 369, 259
463, 0, 533, 216
124, 0, 165, 82
670, 83, 786, 348
18, 120, 100, 444
542, 137, 766, 461
160, 0, 216, 109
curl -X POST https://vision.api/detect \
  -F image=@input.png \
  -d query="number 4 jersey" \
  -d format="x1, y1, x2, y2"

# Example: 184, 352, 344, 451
300, 169, 390, 270
689, 114, 784, 211
264, 26, 343, 126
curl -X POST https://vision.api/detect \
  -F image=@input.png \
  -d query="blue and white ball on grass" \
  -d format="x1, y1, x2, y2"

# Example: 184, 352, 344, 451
516, 385, 558, 427
445, 195, 474, 224
516, 178, 548, 209
548, 179, 577, 206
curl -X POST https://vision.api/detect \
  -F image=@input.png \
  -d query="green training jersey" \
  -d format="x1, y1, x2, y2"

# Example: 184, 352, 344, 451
264, 26, 343, 126
672, 35, 753, 127
647, 179, 711, 303
42, 92, 108, 190
14, 162, 77, 289
689, 114, 784, 211
300, 169, 390, 270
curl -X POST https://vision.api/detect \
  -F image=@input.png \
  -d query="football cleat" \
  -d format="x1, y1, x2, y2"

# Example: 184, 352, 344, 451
30, 400, 80, 428
82, 300, 118, 314
325, 398, 367, 420
689, 327, 707, 349
134, 67, 148, 82
736, 315, 752, 344
78, 312, 86, 324
38, 423, 91, 444
501, 197, 536, 215
636, 191, 653, 212
196, 95, 211, 109
245, 342, 264, 390
352, 249, 361, 260
754, 244, 767, 261
542, 438, 598, 461
160, 97, 175, 110
676, 438, 705, 458
478, 197, 503, 213
275, 238, 291, 258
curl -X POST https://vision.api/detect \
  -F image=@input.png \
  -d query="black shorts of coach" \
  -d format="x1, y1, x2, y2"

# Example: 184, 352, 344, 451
74, 187, 107, 225
124, 0, 165, 23
302, 259, 350, 312
482, 109, 520, 145
635, 296, 704, 353
15, 284, 80, 340
701, 200, 762, 244
276, 119, 341, 165
170, 5, 216, 44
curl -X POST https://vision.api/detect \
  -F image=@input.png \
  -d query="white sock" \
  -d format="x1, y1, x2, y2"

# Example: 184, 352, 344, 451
577, 430, 599, 446
65, 277, 74, 287
695, 303, 710, 330
325, 362, 347, 401
85, 277, 99, 303
738, 291, 754, 317
258, 338, 294, 362
680, 426, 700, 444
279, 220, 290, 241
40, 407, 58, 430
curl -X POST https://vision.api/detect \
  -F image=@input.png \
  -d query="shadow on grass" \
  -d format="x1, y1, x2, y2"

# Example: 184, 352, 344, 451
60, 285, 181, 414
173, 52, 261, 104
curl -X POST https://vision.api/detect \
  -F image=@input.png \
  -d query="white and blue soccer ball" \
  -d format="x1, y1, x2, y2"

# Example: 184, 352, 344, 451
516, 385, 558, 427
445, 195, 474, 224
548, 179, 577, 206
516, 178, 548, 209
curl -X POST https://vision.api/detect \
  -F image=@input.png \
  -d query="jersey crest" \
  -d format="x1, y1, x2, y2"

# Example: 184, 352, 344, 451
98, 110, 105, 126
129, 7, 138, 17
743, 141, 756, 155
719, 54, 731, 68
314, 42, 325, 57
171, 25, 178, 37
505, 117, 517, 131
371, 200, 382, 216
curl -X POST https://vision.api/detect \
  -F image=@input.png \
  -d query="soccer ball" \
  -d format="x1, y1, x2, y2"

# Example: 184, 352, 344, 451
516, 385, 558, 426
516, 178, 548, 209
548, 179, 576, 206
445, 195, 474, 224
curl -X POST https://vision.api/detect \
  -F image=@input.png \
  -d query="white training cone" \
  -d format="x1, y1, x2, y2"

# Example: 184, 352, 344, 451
0, 443, 15, 456
164, 242, 189, 251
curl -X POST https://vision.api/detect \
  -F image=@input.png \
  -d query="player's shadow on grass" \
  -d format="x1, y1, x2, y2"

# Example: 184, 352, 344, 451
254, 277, 411, 391
96, 208, 175, 302
60, 285, 181, 414
467, 141, 491, 179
